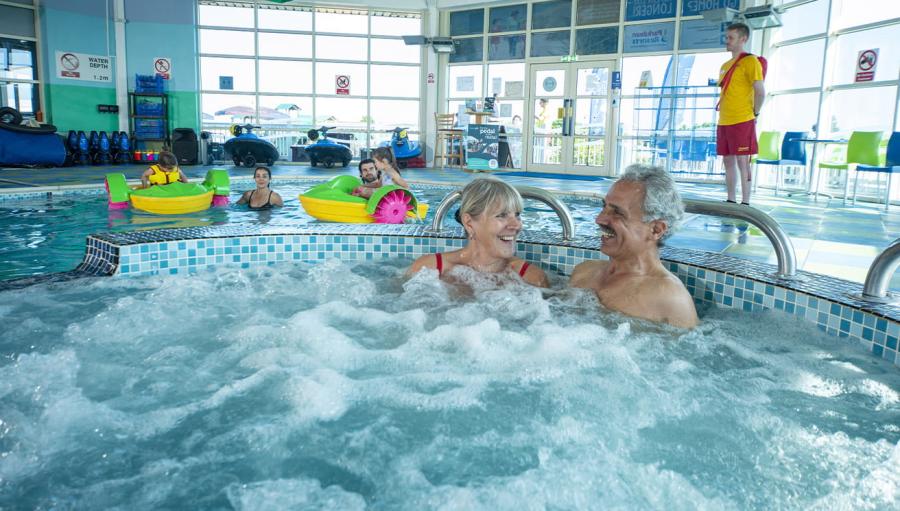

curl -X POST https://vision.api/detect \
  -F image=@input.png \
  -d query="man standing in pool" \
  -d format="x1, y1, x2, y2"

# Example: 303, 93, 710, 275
570, 164, 698, 328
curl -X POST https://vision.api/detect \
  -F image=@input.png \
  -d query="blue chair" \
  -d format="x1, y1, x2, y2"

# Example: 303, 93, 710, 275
853, 132, 900, 210
754, 131, 807, 194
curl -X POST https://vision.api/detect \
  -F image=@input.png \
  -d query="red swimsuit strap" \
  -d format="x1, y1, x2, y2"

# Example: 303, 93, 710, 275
435, 253, 443, 276
518, 262, 529, 277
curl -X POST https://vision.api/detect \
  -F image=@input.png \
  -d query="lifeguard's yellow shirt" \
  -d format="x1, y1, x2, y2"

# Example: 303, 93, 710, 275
718, 55, 763, 126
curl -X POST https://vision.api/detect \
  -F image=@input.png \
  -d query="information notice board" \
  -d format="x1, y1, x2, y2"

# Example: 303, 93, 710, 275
465, 124, 500, 172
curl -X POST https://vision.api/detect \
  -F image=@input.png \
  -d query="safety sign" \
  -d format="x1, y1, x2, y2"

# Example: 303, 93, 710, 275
855, 48, 878, 82
336, 75, 350, 95
56, 51, 112, 82
154, 57, 172, 80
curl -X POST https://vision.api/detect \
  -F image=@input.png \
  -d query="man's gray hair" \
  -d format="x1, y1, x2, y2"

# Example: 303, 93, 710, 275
617, 163, 683, 241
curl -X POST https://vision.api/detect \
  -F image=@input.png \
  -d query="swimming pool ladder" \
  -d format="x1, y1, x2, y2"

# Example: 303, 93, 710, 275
683, 199, 799, 280
852, 238, 899, 304
429, 186, 576, 241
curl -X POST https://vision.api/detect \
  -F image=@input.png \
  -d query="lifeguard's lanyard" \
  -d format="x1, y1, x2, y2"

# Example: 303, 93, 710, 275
716, 53, 750, 111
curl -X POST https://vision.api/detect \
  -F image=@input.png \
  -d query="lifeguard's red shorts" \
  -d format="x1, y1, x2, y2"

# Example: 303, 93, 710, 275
716, 119, 758, 156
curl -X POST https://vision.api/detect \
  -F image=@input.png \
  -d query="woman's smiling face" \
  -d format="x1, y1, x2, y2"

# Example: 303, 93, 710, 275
466, 201, 523, 259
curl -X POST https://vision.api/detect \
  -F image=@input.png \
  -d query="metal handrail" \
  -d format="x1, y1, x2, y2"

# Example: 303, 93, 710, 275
854, 238, 899, 303
683, 199, 799, 279
429, 186, 576, 241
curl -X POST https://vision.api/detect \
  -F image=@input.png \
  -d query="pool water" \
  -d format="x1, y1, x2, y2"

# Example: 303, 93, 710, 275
1, 260, 898, 509
0, 183, 606, 281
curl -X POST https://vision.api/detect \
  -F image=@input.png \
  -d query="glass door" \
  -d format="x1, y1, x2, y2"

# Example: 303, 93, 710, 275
527, 61, 615, 175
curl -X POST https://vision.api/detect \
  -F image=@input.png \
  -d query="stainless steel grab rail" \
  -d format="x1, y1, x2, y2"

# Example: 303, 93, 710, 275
852, 238, 899, 303
431, 190, 798, 279
683, 199, 799, 280
429, 186, 576, 241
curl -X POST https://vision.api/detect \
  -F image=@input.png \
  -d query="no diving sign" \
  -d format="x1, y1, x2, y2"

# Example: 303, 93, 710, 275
154, 57, 172, 80
855, 48, 878, 82
336, 75, 350, 95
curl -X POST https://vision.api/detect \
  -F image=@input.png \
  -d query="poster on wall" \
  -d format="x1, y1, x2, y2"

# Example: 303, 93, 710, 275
465, 124, 500, 172
623, 22, 675, 53
625, 0, 676, 22
681, 0, 739, 17
679, 19, 727, 50
55, 51, 111, 82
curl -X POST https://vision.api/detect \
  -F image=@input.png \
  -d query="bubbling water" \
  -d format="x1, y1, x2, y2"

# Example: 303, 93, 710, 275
0, 260, 898, 509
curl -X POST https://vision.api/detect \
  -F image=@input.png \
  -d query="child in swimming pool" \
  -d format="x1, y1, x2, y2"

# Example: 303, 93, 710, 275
140, 151, 188, 188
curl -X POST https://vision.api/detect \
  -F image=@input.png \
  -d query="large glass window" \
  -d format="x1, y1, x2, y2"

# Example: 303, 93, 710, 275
824, 87, 897, 133
199, 2, 422, 161
769, 39, 826, 91
829, 25, 900, 85
532, 0, 572, 30
770, 0, 828, 44
830, 0, 900, 30
490, 5, 527, 32
576, 0, 621, 25
450, 9, 484, 36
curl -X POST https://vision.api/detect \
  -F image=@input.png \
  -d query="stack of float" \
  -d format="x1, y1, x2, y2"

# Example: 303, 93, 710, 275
105, 169, 231, 214
299, 175, 428, 224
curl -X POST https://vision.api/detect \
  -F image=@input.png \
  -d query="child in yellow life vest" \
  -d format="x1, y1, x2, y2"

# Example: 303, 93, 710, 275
140, 151, 188, 188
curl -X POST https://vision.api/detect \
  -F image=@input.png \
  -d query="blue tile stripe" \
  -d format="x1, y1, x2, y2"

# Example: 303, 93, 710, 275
71, 223, 900, 369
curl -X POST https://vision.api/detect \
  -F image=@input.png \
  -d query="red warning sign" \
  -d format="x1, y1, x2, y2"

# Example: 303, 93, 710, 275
855, 48, 878, 83
336, 74, 350, 95
154, 57, 171, 80
60, 52, 80, 78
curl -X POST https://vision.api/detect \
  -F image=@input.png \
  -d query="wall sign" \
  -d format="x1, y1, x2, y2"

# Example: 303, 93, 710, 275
855, 48, 878, 82
681, 0, 739, 17
543, 76, 558, 92
679, 19, 728, 50
154, 57, 171, 80
335, 75, 350, 95
466, 124, 500, 171
611, 71, 622, 90
625, 0, 676, 22
56, 51, 111, 82
623, 22, 675, 53
219, 76, 233, 90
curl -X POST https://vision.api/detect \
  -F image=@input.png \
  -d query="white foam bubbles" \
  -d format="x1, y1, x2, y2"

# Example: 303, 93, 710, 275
226, 477, 366, 511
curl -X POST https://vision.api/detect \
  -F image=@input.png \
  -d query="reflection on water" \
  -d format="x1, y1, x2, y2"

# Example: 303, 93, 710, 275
0, 261, 897, 509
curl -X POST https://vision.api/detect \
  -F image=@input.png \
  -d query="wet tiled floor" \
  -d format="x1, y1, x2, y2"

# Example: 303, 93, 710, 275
1, 162, 897, 290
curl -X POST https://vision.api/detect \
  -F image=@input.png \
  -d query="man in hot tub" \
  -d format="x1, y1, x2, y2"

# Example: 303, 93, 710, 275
570, 164, 699, 329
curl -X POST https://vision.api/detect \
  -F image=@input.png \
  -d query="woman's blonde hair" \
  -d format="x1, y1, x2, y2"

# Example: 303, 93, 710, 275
458, 177, 523, 221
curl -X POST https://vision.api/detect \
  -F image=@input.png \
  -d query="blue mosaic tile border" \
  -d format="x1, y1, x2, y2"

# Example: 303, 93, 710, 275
78, 223, 900, 368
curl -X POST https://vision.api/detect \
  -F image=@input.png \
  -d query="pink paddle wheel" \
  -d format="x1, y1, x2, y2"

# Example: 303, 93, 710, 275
372, 189, 413, 224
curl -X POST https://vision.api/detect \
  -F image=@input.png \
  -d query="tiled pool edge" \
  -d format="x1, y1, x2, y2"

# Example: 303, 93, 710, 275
76, 223, 900, 368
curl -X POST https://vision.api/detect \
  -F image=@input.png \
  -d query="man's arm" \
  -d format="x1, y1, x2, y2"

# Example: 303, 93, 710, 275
753, 80, 765, 117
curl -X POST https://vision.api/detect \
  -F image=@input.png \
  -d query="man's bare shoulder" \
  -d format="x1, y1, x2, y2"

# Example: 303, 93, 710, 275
642, 270, 698, 328
570, 260, 608, 288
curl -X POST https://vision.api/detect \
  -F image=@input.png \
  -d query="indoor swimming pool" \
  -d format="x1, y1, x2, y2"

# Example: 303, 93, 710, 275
1, 261, 898, 509
0, 181, 602, 281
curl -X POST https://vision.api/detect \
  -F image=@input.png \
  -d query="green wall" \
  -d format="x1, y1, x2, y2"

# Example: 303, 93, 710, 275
44, 83, 118, 133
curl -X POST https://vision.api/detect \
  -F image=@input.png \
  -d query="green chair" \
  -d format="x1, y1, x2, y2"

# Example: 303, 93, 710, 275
752, 131, 782, 194
817, 131, 883, 204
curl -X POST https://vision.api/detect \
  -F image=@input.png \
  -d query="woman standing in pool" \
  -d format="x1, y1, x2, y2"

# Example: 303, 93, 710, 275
237, 166, 284, 209
406, 177, 549, 287
371, 146, 409, 189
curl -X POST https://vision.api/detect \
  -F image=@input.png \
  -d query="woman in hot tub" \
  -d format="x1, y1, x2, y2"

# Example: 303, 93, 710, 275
406, 177, 548, 287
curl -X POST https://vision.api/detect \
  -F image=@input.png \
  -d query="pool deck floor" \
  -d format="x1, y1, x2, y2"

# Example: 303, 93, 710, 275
1, 162, 898, 291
